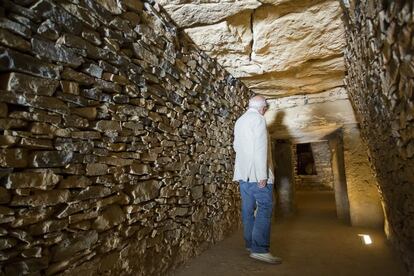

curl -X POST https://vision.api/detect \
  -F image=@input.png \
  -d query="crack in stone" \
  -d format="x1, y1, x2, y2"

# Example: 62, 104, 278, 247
249, 9, 255, 62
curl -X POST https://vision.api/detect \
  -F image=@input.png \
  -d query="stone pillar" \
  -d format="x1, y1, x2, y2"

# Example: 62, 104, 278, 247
343, 125, 384, 227
328, 131, 350, 223
273, 140, 296, 217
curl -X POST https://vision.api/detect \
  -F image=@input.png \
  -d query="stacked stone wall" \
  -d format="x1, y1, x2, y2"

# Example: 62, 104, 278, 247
0, 0, 251, 274
342, 0, 414, 272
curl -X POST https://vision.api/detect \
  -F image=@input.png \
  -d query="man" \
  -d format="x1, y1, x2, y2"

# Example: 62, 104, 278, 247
233, 95, 281, 264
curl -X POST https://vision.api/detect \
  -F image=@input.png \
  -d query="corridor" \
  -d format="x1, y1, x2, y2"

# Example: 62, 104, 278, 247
172, 191, 406, 276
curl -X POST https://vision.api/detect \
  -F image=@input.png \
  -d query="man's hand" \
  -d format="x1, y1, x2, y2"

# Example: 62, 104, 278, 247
258, 179, 267, 188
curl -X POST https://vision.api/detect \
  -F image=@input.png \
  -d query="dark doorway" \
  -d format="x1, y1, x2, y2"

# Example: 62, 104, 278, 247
296, 143, 317, 175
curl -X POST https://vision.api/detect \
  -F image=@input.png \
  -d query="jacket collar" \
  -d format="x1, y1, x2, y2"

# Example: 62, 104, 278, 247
247, 108, 262, 115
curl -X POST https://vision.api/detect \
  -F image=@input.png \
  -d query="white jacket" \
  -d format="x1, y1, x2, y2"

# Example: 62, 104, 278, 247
233, 108, 274, 183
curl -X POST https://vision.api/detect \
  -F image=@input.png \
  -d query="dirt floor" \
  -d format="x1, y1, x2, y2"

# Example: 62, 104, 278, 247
172, 191, 407, 276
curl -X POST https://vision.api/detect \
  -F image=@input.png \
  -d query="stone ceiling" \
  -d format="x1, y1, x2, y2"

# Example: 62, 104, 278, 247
156, 0, 345, 98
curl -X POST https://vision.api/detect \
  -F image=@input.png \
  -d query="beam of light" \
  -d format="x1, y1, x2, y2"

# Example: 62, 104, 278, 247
358, 234, 373, 245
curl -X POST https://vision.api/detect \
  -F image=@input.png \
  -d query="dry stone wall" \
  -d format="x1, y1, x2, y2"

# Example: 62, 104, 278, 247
342, 0, 414, 272
0, 0, 251, 275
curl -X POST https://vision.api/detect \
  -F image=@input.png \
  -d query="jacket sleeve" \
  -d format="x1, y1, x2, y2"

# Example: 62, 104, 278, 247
233, 121, 239, 153
253, 117, 268, 181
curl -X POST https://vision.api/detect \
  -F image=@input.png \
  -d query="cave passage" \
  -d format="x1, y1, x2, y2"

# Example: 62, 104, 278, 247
173, 191, 406, 276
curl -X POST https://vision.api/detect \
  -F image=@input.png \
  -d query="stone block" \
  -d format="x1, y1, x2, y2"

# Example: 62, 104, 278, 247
59, 176, 91, 189
0, 237, 17, 250
128, 180, 162, 204
32, 0, 84, 35
20, 137, 54, 149
82, 30, 101, 46
10, 190, 71, 207
97, 0, 123, 14
21, 247, 42, 258
29, 219, 68, 236
75, 186, 113, 201
71, 131, 101, 140
121, 0, 143, 12
57, 33, 109, 60
0, 46, 61, 79
113, 94, 129, 104
102, 72, 129, 85
94, 79, 122, 93
9, 109, 61, 124
31, 37, 84, 67
0, 103, 7, 118
51, 230, 98, 262
30, 150, 74, 167
61, 67, 94, 85
0, 206, 13, 218
82, 63, 103, 78
58, 2, 100, 29
95, 192, 130, 208
191, 185, 204, 200
63, 114, 89, 128
37, 19, 60, 40
2, 0, 40, 22
98, 156, 133, 166
71, 107, 97, 120
0, 72, 59, 96
92, 205, 125, 231
86, 163, 108, 176
0, 118, 27, 129
0, 187, 11, 204
69, 220, 91, 231
0, 17, 31, 38
30, 94, 72, 115
129, 163, 150, 175
169, 207, 189, 217
122, 12, 141, 26
0, 148, 28, 167
92, 120, 122, 132
10, 207, 54, 228
117, 105, 147, 116
132, 41, 159, 65
0, 28, 31, 52
55, 200, 93, 219
4, 257, 49, 275
160, 186, 176, 198
30, 122, 57, 135
5, 171, 62, 190
60, 80, 80, 95
69, 210, 99, 224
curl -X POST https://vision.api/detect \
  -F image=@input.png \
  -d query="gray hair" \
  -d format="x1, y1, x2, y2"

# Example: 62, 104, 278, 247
249, 97, 267, 109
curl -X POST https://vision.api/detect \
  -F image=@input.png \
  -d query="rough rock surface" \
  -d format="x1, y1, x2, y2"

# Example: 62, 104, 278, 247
158, 0, 345, 97
0, 0, 250, 275
342, 0, 414, 273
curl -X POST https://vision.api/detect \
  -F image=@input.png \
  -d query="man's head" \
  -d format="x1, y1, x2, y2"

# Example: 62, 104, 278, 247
249, 95, 268, 115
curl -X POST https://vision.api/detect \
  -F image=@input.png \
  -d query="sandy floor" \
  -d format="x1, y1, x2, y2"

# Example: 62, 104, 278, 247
172, 191, 407, 276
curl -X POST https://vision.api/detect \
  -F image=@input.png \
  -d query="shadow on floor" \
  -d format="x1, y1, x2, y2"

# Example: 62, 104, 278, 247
171, 191, 407, 276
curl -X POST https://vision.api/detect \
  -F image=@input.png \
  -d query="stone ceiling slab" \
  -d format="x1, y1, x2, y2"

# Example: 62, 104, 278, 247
265, 87, 358, 141
157, 0, 346, 98
157, 0, 262, 28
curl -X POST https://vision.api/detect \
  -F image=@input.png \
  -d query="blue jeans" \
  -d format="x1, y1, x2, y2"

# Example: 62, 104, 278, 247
240, 180, 273, 253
